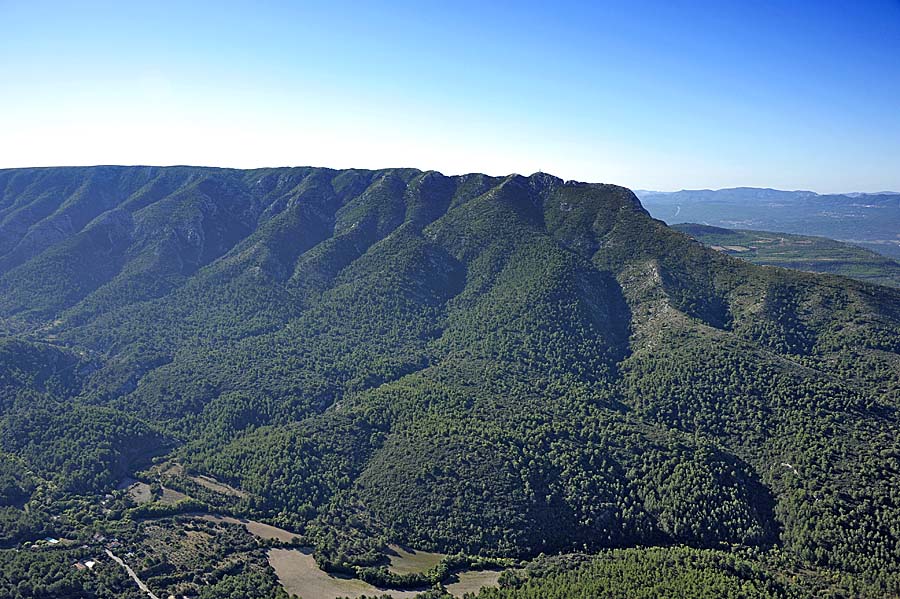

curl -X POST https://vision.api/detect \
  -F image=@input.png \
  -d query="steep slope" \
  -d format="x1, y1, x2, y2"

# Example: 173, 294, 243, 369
0, 166, 899, 593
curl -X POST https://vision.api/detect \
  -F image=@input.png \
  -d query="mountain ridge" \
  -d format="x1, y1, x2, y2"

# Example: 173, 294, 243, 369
0, 166, 899, 596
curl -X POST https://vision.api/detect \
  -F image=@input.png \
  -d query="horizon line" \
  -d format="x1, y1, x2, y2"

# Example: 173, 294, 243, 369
0, 163, 896, 197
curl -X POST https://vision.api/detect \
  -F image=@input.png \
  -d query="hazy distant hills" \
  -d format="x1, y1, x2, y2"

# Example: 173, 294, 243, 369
674, 223, 900, 288
1, 167, 900, 596
637, 187, 900, 259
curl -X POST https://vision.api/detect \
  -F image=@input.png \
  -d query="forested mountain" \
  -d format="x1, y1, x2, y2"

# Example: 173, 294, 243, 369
638, 187, 900, 259
1, 166, 900, 597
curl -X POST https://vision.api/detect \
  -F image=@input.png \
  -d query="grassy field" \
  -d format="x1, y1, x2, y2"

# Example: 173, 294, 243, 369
445, 569, 504, 597
385, 544, 446, 574
198, 514, 302, 543
159, 486, 189, 504
674, 224, 900, 287
118, 477, 153, 504
126, 481, 152, 504
190, 473, 247, 498
268, 548, 423, 599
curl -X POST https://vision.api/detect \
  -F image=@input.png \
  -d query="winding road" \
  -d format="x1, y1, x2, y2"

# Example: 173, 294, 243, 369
105, 549, 160, 599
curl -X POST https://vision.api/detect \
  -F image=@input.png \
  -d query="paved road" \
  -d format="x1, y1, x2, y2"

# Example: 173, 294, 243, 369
105, 549, 161, 599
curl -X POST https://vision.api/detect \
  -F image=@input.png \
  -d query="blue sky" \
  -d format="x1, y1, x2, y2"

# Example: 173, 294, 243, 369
1, 0, 899, 192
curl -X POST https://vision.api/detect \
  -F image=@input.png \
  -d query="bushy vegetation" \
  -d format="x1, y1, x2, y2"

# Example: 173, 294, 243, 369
474, 547, 818, 598
0, 548, 144, 599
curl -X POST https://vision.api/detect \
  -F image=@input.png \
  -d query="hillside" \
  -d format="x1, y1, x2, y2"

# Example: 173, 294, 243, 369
1, 166, 900, 598
638, 187, 900, 260
673, 223, 900, 288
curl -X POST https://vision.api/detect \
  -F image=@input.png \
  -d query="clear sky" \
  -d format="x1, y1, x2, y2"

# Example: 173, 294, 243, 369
2, 0, 899, 192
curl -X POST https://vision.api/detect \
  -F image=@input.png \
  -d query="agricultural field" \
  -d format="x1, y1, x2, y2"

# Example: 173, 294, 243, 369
269, 548, 424, 599
386, 545, 446, 575
445, 569, 505, 597
674, 223, 900, 287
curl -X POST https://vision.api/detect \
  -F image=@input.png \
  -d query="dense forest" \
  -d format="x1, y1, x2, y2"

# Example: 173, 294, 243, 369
0, 166, 899, 597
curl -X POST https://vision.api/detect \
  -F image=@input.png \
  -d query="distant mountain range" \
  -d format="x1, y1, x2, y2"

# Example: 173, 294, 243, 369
636, 187, 900, 260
